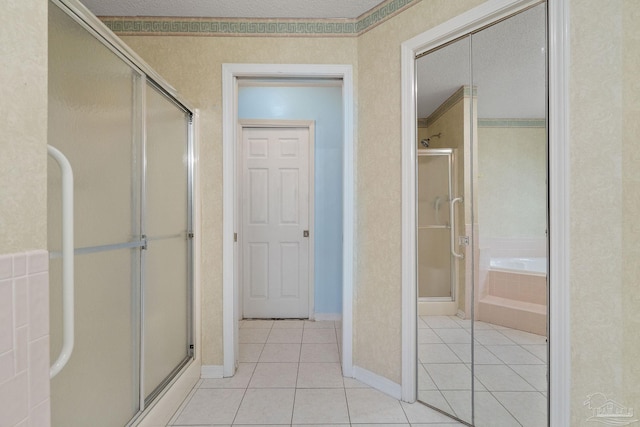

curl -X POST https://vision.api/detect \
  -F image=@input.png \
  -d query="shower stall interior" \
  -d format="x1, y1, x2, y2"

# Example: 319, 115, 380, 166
417, 148, 461, 315
48, 1, 194, 425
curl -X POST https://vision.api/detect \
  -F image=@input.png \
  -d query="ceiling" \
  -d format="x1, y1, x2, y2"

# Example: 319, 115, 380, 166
81, 1, 545, 119
417, 4, 546, 119
81, 0, 387, 19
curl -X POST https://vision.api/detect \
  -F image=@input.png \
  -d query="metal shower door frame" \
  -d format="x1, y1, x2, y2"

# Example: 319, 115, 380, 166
416, 148, 458, 302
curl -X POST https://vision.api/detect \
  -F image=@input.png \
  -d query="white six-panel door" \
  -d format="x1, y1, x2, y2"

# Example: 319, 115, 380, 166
241, 126, 311, 318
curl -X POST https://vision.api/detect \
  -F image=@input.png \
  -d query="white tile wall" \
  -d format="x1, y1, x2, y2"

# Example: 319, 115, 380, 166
0, 250, 51, 427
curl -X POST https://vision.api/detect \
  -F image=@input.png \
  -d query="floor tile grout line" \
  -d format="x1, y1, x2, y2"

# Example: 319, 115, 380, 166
487, 389, 526, 427
229, 382, 250, 426
397, 396, 412, 424
166, 379, 201, 426
230, 356, 260, 426
290, 383, 298, 425
438, 389, 461, 422
507, 362, 547, 392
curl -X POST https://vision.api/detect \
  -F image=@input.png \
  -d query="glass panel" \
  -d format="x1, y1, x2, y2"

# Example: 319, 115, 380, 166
415, 35, 472, 424
417, 154, 452, 299
49, 250, 138, 427
144, 237, 189, 398
417, 228, 451, 298
48, 5, 139, 426
471, 4, 548, 427
145, 86, 189, 237
48, 5, 137, 251
143, 84, 190, 399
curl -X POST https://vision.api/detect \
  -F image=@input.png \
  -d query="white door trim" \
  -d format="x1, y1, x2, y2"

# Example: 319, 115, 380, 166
400, 1, 570, 426
222, 63, 355, 378
238, 119, 316, 319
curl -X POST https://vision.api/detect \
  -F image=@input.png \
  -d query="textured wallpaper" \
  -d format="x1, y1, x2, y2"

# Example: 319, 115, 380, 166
0, 0, 48, 254
569, 0, 640, 424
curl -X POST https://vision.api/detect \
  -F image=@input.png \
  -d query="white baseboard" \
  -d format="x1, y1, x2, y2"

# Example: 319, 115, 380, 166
313, 313, 342, 321
352, 365, 402, 400
200, 365, 224, 379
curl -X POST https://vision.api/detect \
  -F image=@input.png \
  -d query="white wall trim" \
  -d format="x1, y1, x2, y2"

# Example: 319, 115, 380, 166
548, 0, 571, 425
353, 366, 402, 400
200, 365, 224, 379
222, 63, 355, 379
401, 2, 570, 425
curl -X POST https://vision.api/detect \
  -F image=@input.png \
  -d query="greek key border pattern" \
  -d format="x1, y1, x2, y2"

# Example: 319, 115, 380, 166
101, 0, 417, 37
478, 118, 547, 128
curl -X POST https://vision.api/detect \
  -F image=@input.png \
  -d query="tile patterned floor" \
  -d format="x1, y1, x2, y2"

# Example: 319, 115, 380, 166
168, 319, 465, 426
169, 317, 547, 426
418, 315, 548, 427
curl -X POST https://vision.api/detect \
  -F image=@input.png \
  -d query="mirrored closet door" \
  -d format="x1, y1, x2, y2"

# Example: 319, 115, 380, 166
415, 3, 548, 426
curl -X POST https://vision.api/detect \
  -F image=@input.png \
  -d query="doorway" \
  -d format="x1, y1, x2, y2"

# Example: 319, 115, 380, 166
221, 64, 355, 378
239, 121, 315, 319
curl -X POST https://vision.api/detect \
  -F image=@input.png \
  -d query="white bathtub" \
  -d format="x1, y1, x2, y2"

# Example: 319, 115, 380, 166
489, 257, 547, 276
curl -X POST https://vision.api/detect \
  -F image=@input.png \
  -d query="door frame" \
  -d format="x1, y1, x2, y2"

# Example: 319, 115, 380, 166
222, 64, 355, 378
400, 0, 570, 425
237, 119, 316, 320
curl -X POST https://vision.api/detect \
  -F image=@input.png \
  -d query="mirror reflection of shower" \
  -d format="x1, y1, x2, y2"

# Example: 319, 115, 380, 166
420, 132, 441, 148
432, 195, 445, 226
416, 149, 459, 302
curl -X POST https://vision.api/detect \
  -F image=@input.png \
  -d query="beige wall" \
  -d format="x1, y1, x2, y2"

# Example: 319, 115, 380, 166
621, 0, 640, 416
355, 0, 483, 383
0, 0, 48, 255
570, 0, 640, 423
477, 125, 547, 239
120, 35, 357, 366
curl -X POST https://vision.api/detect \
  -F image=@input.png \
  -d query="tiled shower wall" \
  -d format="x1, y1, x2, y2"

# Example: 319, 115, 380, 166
0, 251, 51, 427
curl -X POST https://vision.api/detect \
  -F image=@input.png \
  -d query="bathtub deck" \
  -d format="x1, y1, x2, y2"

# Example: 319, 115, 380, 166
478, 295, 546, 335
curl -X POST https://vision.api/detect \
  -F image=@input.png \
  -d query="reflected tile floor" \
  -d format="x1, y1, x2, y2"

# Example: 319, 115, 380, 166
169, 319, 464, 426
418, 315, 548, 427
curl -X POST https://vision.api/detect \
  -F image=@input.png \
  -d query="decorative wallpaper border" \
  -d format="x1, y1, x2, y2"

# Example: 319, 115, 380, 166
100, 0, 417, 37
478, 118, 546, 128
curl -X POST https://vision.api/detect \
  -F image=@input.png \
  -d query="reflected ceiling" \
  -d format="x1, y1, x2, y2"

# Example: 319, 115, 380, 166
417, 5, 546, 119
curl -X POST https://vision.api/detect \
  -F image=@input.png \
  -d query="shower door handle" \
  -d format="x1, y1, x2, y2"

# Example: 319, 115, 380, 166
48, 145, 75, 378
450, 197, 464, 259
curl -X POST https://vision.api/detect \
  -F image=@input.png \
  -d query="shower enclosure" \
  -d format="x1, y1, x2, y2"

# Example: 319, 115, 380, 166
417, 149, 461, 315
48, 1, 195, 425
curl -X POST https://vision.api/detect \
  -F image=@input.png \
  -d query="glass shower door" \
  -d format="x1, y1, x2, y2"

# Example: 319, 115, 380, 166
48, 2, 194, 425
48, 4, 141, 426
417, 149, 455, 300
143, 84, 192, 403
